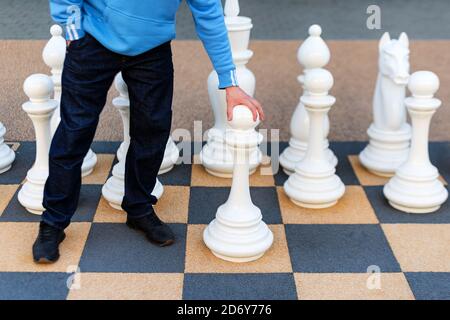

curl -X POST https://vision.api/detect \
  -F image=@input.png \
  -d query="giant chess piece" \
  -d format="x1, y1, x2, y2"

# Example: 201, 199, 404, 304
384, 71, 448, 213
359, 32, 411, 177
18, 74, 57, 214
102, 73, 164, 211
284, 68, 345, 208
203, 105, 273, 262
42, 24, 97, 177
0, 121, 15, 174
113, 72, 179, 172
280, 25, 337, 175
199, 0, 262, 178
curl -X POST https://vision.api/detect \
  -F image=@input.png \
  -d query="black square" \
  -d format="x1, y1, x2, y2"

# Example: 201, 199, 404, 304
0, 184, 102, 223
79, 223, 186, 272
183, 273, 297, 300
364, 186, 450, 223
188, 187, 282, 224
0, 142, 34, 184
285, 224, 401, 273
158, 164, 191, 186
0, 272, 69, 300
405, 272, 450, 300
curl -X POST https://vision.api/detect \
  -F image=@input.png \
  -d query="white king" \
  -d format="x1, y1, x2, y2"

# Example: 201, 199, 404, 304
200, 0, 262, 178
384, 71, 448, 213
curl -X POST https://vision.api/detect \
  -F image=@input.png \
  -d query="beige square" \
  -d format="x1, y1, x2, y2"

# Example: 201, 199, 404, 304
294, 273, 414, 300
0, 184, 19, 215
382, 224, 450, 272
348, 155, 390, 186
94, 186, 189, 223
67, 273, 183, 300
277, 186, 379, 224
0, 222, 91, 272
82, 154, 115, 185
191, 159, 275, 187
8, 142, 20, 152
185, 224, 292, 273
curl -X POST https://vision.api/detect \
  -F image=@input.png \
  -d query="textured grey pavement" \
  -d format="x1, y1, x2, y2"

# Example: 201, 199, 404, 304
1, 0, 450, 40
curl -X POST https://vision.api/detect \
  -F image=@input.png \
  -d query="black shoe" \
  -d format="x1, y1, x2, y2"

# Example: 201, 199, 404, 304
32, 221, 66, 264
126, 210, 175, 247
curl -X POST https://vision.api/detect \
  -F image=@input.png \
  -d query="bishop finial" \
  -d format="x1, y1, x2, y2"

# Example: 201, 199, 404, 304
298, 24, 330, 70
224, 0, 240, 18
42, 24, 66, 70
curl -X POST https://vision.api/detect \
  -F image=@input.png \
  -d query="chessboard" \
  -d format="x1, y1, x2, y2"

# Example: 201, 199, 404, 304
0, 141, 449, 300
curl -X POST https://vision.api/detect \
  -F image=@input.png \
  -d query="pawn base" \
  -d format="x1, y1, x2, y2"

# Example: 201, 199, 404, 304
383, 173, 448, 214
388, 201, 441, 214
211, 251, 264, 263
290, 198, 337, 209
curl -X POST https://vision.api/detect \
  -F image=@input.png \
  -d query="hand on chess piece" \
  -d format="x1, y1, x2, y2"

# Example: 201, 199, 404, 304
225, 86, 265, 121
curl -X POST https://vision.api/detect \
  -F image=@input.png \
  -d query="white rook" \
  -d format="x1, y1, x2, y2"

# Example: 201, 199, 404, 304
284, 68, 345, 208
384, 71, 448, 213
203, 105, 273, 262
200, 0, 262, 178
359, 33, 411, 176
18, 74, 58, 214
42, 24, 97, 177
102, 73, 164, 210
280, 25, 337, 175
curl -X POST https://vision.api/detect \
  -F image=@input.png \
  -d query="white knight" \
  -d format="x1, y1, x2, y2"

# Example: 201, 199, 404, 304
359, 32, 411, 176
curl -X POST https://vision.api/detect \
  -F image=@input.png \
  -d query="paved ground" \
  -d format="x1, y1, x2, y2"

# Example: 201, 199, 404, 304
1, 0, 450, 40
0, 141, 449, 300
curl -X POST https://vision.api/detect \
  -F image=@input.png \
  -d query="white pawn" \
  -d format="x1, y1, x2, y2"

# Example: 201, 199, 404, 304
280, 25, 337, 175
284, 68, 345, 208
200, 0, 262, 178
359, 32, 411, 176
102, 73, 164, 211
384, 71, 448, 213
0, 122, 15, 174
203, 106, 273, 262
18, 74, 58, 214
42, 24, 97, 177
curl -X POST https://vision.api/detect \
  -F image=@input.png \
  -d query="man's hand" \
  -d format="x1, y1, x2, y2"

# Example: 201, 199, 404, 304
225, 86, 265, 122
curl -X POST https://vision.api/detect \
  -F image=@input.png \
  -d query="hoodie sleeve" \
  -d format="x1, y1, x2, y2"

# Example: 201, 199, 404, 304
49, 0, 85, 41
186, 0, 237, 89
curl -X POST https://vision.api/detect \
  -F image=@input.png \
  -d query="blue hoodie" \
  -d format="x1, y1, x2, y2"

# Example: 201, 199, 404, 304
49, 0, 237, 88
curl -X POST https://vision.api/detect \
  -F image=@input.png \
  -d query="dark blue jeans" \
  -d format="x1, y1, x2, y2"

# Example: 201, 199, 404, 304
42, 33, 173, 229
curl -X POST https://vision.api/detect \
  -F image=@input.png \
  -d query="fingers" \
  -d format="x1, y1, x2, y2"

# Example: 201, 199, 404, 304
250, 97, 265, 121
227, 104, 233, 121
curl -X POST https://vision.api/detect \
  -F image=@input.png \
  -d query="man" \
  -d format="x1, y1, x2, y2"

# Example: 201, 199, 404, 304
33, 0, 264, 263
